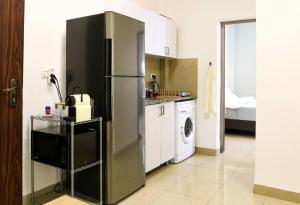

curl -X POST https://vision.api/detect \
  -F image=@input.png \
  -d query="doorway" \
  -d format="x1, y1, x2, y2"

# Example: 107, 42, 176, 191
220, 19, 256, 153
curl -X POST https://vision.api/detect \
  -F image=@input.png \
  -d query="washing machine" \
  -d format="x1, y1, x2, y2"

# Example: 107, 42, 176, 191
172, 100, 196, 163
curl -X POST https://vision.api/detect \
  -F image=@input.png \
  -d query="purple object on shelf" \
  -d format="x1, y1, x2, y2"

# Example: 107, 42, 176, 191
45, 106, 51, 115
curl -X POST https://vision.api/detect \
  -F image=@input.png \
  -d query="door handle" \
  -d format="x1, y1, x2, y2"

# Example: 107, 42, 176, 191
2, 87, 16, 92
2, 78, 17, 107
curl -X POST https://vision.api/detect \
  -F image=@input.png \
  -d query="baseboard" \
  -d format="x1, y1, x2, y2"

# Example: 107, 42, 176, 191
254, 184, 300, 204
195, 146, 219, 156
23, 184, 56, 205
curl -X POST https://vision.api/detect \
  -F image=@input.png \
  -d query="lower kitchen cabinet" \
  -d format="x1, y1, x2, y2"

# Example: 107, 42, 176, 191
145, 102, 175, 173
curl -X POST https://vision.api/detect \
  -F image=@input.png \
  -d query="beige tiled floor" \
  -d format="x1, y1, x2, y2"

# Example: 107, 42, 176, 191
117, 134, 300, 205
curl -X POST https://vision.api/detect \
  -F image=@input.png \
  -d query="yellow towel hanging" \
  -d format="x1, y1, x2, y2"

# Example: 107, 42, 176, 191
205, 62, 216, 114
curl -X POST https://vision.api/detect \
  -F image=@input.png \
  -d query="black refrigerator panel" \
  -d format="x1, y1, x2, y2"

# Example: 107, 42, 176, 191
66, 13, 110, 120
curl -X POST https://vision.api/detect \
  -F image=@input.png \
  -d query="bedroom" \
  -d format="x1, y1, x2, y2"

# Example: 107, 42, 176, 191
223, 21, 256, 146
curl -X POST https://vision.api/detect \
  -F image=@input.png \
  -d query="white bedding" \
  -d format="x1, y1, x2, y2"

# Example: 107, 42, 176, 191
225, 90, 256, 121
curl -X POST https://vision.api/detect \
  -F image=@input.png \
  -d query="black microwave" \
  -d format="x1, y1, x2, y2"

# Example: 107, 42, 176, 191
31, 125, 98, 169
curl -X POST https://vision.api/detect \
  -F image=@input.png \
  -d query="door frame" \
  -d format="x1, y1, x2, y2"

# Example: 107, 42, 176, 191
220, 19, 256, 153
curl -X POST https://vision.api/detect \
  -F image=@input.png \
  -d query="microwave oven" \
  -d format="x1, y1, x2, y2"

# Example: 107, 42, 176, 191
31, 125, 98, 169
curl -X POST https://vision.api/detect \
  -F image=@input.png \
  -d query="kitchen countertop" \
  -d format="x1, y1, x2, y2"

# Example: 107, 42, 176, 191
145, 96, 197, 106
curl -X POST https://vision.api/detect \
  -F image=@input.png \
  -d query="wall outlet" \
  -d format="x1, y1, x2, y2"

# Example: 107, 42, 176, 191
47, 68, 54, 84
41, 68, 54, 85
151, 73, 156, 80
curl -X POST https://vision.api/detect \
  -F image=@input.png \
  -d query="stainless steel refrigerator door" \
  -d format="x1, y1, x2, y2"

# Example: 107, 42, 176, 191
105, 12, 145, 77
106, 76, 145, 204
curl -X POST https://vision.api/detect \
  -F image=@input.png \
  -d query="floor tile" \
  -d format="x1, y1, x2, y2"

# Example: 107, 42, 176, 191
119, 186, 166, 205
166, 162, 195, 177
184, 165, 235, 184
116, 200, 136, 205
149, 191, 207, 205
219, 152, 248, 163
264, 197, 300, 205
146, 169, 185, 190
180, 154, 207, 167
209, 185, 265, 205
201, 158, 241, 171
169, 177, 221, 200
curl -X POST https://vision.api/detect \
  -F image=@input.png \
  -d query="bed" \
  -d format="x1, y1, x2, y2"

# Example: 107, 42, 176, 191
225, 90, 256, 133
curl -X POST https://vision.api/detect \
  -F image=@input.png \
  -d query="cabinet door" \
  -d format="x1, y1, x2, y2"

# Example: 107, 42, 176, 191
145, 104, 162, 172
166, 19, 177, 58
160, 102, 175, 163
153, 14, 168, 57
123, 2, 155, 55
153, 14, 177, 58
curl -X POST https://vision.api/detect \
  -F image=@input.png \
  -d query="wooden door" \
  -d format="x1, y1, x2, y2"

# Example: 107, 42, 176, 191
0, 0, 24, 204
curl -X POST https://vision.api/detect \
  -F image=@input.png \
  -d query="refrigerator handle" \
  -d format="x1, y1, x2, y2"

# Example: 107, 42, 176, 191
105, 39, 112, 120
105, 39, 112, 76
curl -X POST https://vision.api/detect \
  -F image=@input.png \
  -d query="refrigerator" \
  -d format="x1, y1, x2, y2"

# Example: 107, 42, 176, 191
66, 12, 145, 204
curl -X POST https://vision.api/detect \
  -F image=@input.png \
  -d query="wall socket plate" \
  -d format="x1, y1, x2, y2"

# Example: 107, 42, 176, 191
41, 68, 54, 85
151, 73, 156, 80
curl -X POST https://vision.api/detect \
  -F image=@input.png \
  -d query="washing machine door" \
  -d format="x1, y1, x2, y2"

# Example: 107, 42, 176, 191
181, 116, 194, 144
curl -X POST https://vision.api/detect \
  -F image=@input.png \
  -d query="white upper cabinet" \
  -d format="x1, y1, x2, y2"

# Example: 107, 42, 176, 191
123, 3, 156, 55
152, 14, 177, 58
165, 18, 177, 58
123, 2, 177, 58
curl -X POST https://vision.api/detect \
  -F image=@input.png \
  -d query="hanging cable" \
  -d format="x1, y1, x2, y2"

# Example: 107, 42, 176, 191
50, 74, 63, 103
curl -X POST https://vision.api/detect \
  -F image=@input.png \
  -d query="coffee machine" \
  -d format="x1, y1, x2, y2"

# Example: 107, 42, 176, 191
65, 93, 91, 122
149, 75, 159, 97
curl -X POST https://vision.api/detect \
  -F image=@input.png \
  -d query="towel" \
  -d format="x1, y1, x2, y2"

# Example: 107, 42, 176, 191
205, 65, 216, 114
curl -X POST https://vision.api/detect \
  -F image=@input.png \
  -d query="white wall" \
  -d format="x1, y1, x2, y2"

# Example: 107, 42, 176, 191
234, 23, 256, 97
255, 0, 300, 193
225, 23, 256, 97
157, 0, 255, 149
225, 25, 236, 92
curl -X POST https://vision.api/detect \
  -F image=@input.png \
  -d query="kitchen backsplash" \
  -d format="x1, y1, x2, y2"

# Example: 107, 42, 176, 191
168, 58, 198, 97
145, 56, 198, 97
145, 56, 162, 87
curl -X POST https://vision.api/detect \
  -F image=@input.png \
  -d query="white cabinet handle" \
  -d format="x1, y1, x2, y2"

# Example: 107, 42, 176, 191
159, 105, 165, 116
159, 106, 163, 116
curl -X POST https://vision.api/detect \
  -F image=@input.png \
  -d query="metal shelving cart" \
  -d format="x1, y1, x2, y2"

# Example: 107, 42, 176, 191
30, 115, 103, 205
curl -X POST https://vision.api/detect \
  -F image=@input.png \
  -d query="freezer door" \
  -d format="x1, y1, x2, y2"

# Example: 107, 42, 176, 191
105, 12, 145, 77
105, 76, 145, 204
